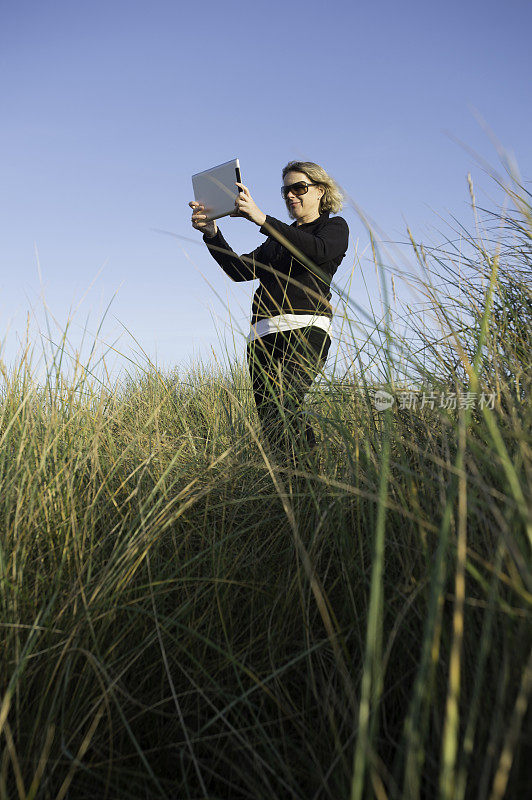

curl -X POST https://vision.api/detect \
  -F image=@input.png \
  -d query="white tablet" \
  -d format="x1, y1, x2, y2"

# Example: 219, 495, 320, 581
192, 158, 242, 221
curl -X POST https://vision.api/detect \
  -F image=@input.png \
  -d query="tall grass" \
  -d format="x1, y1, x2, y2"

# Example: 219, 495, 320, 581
1, 166, 530, 799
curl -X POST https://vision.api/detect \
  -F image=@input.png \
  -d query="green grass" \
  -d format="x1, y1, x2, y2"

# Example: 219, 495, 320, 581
0, 166, 530, 799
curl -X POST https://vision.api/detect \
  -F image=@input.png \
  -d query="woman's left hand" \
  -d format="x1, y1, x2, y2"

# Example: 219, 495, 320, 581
232, 183, 267, 227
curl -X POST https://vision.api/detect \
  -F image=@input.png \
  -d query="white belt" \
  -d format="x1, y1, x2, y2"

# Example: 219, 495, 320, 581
247, 313, 332, 342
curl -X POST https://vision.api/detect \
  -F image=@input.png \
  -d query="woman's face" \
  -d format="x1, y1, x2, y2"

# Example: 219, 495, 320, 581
283, 170, 324, 224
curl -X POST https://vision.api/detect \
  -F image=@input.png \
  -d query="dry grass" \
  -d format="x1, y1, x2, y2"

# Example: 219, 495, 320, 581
0, 166, 530, 799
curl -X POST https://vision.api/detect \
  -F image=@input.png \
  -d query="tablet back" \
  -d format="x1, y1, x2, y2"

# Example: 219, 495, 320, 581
192, 158, 242, 221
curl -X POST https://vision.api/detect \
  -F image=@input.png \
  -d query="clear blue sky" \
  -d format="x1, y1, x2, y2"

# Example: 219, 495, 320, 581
1, 0, 530, 379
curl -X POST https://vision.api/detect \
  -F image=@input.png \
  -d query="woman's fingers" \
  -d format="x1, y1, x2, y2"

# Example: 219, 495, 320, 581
189, 200, 217, 237
190, 200, 207, 225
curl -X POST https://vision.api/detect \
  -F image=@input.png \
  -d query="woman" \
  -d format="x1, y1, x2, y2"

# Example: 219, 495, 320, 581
189, 160, 349, 468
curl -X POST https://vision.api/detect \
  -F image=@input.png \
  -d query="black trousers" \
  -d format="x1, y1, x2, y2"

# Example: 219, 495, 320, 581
246, 325, 331, 466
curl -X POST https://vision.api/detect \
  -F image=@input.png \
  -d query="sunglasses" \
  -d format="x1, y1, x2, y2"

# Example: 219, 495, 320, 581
281, 181, 318, 200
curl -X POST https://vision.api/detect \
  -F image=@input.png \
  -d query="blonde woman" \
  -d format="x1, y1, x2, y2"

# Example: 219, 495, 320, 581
189, 161, 349, 468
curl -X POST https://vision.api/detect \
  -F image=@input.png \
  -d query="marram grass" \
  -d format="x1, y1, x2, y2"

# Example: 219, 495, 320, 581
1, 169, 531, 799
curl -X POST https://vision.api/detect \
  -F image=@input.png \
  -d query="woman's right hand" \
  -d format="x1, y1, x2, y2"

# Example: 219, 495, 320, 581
189, 201, 217, 238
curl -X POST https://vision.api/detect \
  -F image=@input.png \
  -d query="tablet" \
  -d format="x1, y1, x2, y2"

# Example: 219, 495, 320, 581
192, 158, 242, 221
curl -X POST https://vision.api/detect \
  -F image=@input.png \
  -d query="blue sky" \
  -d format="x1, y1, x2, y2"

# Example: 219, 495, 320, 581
1, 0, 530, 380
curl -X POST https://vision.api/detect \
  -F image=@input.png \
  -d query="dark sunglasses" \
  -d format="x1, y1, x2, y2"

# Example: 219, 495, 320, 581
281, 181, 318, 200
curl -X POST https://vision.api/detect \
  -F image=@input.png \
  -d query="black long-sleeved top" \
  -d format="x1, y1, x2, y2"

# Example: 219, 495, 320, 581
203, 212, 349, 326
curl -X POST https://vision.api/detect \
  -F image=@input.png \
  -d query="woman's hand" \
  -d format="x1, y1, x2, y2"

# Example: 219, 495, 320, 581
232, 183, 267, 227
189, 201, 217, 238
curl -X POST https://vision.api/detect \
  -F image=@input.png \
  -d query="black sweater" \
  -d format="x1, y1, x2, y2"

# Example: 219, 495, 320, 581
203, 212, 349, 326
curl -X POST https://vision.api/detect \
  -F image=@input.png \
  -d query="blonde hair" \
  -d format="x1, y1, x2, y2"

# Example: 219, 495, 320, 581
282, 160, 344, 216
